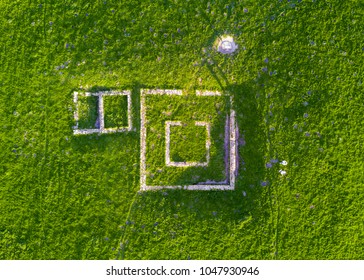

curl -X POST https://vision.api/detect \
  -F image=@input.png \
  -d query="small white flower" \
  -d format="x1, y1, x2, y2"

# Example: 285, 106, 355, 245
279, 170, 287, 176
242, 191, 247, 197
280, 160, 288, 165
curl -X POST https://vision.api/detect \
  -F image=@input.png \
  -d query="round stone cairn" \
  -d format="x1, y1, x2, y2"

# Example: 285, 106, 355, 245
216, 35, 238, 54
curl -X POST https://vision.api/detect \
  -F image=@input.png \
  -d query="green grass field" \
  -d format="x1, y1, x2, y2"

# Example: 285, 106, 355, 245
1, 0, 363, 259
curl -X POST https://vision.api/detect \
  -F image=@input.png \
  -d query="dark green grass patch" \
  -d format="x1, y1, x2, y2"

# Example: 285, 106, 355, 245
103, 94, 128, 129
77, 95, 98, 129
144, 93, 228, 186
170, 123, 207, 163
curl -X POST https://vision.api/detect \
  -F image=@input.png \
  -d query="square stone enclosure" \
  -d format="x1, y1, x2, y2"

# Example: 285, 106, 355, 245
166, 121, 211, 167
140, 89, 237, 191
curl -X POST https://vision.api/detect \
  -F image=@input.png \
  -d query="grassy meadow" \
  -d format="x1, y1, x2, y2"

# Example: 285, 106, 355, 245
0, 0, 363, 259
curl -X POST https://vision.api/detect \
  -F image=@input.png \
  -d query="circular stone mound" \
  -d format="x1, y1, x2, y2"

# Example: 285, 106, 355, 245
216, 35, 238, 54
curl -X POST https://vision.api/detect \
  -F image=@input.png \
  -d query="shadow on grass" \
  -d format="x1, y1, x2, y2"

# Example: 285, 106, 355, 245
134, 82, 266, 210
116, 82, 270, 259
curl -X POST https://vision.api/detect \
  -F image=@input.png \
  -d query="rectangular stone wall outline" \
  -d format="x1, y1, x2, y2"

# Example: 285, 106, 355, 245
140, 89, 237, 191
73, 90, 132, 135
165, 121, 210, 167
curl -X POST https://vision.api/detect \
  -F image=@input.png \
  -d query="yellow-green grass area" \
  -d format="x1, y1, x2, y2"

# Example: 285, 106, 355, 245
0, 0, 363, 259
